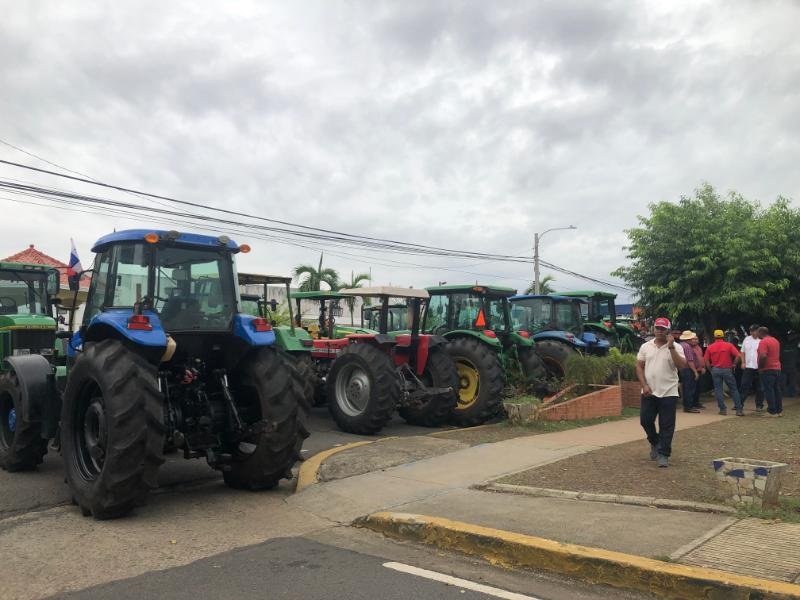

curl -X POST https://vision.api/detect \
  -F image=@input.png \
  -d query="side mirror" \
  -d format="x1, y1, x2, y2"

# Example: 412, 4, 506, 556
270, 299, 278, 312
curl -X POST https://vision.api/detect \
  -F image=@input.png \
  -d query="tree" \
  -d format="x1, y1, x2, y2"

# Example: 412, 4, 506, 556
613, 183, 800, 335
292, 253, 340, 292
341, 270, 371, 325
525, 274, 556, 295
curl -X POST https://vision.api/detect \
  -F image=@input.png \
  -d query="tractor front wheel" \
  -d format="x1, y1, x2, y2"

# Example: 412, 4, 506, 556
398, 346, 458, 427
224, 348, 310, 490
61, 340, 165, 519
327, 344, 399, 435
446, 337, 505, 427
0, 372, 48, 472
534, 339, 576, 380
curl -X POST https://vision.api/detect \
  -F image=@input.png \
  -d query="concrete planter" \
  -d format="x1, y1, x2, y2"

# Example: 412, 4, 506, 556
712, 457, 789, 508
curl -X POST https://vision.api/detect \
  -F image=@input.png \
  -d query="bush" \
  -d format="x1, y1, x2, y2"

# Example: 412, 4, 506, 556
605, 348, 638, 382
564, 349, 639, 389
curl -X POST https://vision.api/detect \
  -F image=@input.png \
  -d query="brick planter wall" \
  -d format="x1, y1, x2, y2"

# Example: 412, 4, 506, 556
538, 385, 622, 421
620, 380, 642, 408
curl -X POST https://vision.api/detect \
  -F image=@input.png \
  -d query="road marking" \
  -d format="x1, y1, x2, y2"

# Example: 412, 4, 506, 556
382, 562, 541, 600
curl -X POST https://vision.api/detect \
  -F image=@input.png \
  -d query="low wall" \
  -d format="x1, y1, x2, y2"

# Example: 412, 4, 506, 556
620, 380, 641, 408
538, 385, 622, 421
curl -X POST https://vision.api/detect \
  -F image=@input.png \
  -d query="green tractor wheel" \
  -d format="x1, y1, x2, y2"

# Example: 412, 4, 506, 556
446, 336, 505, 427
0, 371, 48, 472
223, 348, 310, 490
398, 346, 458, 427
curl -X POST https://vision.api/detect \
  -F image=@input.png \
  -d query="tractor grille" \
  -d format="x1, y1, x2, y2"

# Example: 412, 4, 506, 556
11, 329, 56, 356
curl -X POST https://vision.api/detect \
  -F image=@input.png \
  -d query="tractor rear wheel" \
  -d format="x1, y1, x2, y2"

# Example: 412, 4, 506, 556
291, 353, 318, 409
534, 339, 575, 379
398, 346, 458, 427
327, 343, 399, 434
61, 340, 165, 519
519, 348, 547, 383
224, 348, 310, 490
0, 372, 48, 472
446, 336, 505, 427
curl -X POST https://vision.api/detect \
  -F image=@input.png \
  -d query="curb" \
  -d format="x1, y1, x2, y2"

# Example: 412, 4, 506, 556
356, 512, 800, 600
295, 441, 373, 493
478, 482, 737, 514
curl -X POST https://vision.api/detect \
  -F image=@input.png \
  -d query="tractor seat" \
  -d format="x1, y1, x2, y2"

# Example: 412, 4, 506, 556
160, 297, 202, 329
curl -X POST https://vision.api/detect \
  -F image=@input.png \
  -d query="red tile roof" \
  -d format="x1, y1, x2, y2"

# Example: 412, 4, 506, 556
2, 244, 90, 291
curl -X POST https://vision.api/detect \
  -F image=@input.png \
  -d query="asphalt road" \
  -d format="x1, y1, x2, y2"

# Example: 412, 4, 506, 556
0, 405, 448, 518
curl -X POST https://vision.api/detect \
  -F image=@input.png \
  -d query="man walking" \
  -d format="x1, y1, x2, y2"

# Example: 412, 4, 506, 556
636, 317, 687, 468
678, 330, 701, 413
704, 329, 743, 416
758, 326, 783, 417
739, 324, 764, 411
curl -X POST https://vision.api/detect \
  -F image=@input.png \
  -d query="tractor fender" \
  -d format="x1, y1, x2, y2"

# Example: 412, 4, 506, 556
271, 326, 313, 353
83, 310, 168, 348
508, 331, 534, 347
233, 313, 277, 347
3, 354, 58, 429
532, 331, 587, 349
427, 335, 449, 349
443, 330, 503, 348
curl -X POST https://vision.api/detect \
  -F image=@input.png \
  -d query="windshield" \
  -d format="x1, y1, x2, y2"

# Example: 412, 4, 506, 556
0, 270, 50, 315
510, 298, 552, 333
485, 297, 509, 332
592, 297, 613, 322
554, 301, 583, 335
239, 295, 261, 318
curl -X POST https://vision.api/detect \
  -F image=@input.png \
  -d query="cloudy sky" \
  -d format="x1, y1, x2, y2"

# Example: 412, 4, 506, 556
1, 1, 798, 302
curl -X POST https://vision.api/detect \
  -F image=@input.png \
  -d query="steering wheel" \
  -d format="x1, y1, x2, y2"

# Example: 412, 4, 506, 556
0, 296, 18, 314
432, 325, 449, 336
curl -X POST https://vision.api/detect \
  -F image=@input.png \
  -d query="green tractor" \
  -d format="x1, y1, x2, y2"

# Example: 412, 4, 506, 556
422, 285, 546, 427
0, 261, 63, 471
558, 291, 644, 353
238, 273, 316, 406
2, 230, 308, 519
291, 290, 375, 339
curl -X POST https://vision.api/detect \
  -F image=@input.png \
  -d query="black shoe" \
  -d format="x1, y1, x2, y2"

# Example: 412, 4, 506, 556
718, 410, 728, 415
736, 410, 744, 416
649, 444, 658, 460
683, 408, 701, 413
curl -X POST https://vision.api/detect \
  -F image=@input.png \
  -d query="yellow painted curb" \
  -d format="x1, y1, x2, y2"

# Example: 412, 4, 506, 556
295, 441, 373, 493
357, 512, 800, 600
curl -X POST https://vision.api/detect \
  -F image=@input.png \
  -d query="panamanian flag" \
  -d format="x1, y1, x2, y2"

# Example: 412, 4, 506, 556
67, 238, 83, 292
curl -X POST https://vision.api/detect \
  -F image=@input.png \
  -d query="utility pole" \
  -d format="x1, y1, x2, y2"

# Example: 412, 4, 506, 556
533, 225, 577, 295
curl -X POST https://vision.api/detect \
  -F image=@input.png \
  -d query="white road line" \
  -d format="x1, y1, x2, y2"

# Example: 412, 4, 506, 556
382, 562, 542, 600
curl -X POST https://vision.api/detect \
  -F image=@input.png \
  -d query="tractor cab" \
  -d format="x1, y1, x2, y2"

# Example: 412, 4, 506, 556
558, 290, 644, 353
361, 303, 409, 332
0, 262, 61, 369
291, 290, 372, 339
423, 284, 521, 343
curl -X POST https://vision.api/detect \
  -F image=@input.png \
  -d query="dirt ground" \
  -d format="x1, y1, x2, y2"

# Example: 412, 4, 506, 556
499, 397, 800, 505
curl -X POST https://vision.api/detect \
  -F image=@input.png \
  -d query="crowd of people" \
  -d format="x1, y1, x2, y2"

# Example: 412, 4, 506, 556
633, 318, 794, 469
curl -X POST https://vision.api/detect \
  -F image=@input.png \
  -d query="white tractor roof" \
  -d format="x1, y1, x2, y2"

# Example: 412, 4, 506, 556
339, 286, 429, 299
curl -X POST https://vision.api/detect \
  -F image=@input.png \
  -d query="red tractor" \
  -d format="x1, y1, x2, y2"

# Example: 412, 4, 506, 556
311, 287, 458, 435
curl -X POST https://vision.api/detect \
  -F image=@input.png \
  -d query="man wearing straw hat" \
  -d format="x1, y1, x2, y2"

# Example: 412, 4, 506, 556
678, 330, 702, 413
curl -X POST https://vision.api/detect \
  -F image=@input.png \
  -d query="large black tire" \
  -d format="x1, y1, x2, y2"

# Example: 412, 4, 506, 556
223, 348, 310, 490
398, 346, 458, 427
518, 347, 547, 383
534, 339, 576, 379
446, 336, 505, 427
327, 343, 399, 435
291, 352, 317, 410
61, 339, 165, 519
0, 372, 48, 471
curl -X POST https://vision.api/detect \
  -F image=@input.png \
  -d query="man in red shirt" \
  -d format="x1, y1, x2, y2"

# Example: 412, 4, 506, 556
704, 329, 743, 416
757, 326, 783, 417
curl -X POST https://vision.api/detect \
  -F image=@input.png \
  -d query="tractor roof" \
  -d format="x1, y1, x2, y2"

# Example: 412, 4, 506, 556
341, 286, 429, 299
291, 290, 354, 300
559, 290, 617, 299
510, 294, 586, 303
0, 261, 59, 274
92, 229, 243, 253
238, 272, 292, 286
426, 284, 517, 296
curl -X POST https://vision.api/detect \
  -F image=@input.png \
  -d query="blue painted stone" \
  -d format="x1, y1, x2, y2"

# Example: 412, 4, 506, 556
728, 469, 745, 478
754, 467, 769, 477
712, 460, 724, 471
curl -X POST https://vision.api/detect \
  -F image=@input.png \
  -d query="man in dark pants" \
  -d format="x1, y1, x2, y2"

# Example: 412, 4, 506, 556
739, 324, 764, 411
758, 326, 783, 417
636, 317, 688, 468
678, 330, 701, 413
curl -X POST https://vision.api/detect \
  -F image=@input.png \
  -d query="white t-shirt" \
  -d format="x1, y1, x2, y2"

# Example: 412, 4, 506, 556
741, 335, 760, 369
636, 339, 685, 398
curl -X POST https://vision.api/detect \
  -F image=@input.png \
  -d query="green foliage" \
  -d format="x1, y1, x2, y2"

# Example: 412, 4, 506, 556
737, 496, 800, 524
564, 353, 610, 387
525, 274, 556, 295
604, 348, 638, 381
613, 184, 800, 332
292, 253, 340, 292
341, 270, 371, 324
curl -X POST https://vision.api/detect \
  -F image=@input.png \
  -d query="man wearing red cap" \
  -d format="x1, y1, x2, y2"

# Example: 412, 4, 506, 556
636, 317, 688, 468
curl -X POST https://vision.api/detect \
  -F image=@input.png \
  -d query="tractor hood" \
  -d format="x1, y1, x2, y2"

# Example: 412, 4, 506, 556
0, 313, 57, 330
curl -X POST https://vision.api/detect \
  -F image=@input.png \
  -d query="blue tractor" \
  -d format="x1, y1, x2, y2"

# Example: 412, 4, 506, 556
1, 230, 309, 519
509, 294, 609, 378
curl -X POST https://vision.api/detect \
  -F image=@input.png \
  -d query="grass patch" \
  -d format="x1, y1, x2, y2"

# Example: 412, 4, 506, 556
737, 496, 800, 524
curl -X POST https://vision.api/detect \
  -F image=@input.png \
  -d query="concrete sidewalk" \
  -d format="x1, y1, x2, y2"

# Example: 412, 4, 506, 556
291, 410, 800, 598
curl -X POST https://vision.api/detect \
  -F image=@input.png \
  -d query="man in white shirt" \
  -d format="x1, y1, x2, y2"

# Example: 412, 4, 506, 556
636, 317, 688, 468
739, 324, 764, 411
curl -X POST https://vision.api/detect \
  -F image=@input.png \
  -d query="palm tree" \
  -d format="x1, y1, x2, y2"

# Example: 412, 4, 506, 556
292, 253, 340, 292
341, 270, 370, 325
525, 274, 556, 295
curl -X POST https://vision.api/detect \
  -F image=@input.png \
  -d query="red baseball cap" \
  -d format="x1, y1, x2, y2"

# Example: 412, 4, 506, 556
654, 317, 671, 329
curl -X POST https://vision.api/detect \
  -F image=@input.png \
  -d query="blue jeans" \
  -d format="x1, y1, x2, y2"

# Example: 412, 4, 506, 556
711, 367, 742, 412
760, 370, 783, 415
679, 368, 696, 410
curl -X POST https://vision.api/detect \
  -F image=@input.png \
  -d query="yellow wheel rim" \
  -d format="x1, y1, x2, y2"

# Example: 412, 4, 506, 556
456, 360, 480, 410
